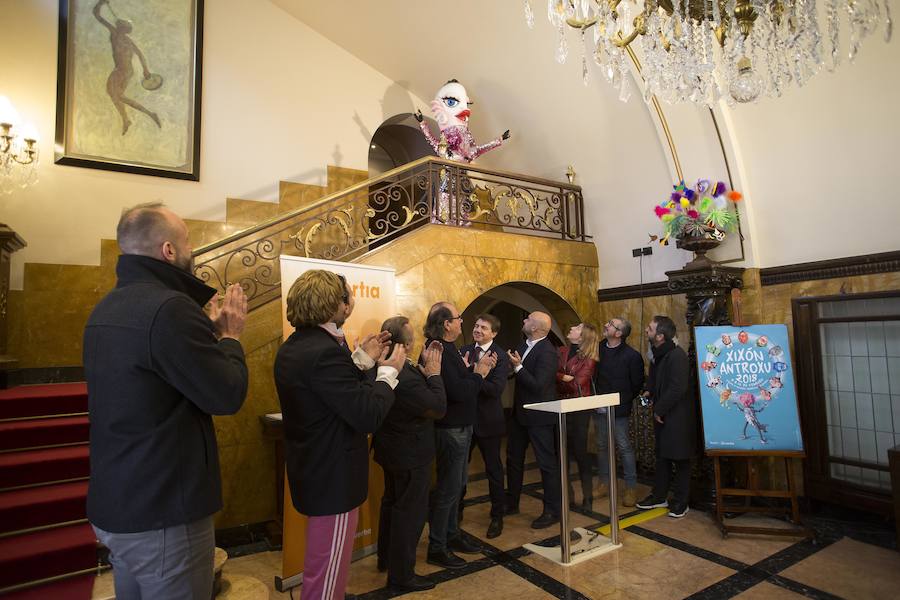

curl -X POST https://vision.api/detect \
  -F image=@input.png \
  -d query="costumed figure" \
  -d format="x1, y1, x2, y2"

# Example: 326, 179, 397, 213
415, 79, 510, 223
732, 393, 769, 443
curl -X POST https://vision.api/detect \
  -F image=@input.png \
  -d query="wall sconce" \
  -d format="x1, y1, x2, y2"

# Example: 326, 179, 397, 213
0, 95, 40, 195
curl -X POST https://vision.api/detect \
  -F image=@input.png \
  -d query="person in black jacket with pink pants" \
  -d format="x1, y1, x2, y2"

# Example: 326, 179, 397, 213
275, 270, 406, 600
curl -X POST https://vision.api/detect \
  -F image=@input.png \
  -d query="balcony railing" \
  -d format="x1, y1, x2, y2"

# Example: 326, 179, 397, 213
192, 156, 588, 310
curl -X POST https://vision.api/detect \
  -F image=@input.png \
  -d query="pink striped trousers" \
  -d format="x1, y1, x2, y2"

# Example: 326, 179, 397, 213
302, 508, 358, 600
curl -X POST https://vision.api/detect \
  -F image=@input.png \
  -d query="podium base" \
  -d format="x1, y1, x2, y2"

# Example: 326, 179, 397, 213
523, 527, 621, 566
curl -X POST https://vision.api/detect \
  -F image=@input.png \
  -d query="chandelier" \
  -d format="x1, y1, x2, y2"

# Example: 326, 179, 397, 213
0, 96, 40, 195
525, 0, 893, 104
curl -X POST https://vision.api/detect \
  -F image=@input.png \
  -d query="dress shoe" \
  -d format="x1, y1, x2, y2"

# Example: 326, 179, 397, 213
448, 536, 482, 554
388, 575, 436, 592
623, 487, 637, 507
531, 513, 559, 529
486, 517, 503, 539
426, 549, 466, 569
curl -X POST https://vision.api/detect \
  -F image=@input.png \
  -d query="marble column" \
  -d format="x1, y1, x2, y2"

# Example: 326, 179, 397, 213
666, 262, 744, 511
0, 224, 26, 388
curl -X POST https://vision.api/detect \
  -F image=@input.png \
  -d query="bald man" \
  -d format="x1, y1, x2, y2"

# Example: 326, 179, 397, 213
85, 202, 248, 599
505, 312, 563, 529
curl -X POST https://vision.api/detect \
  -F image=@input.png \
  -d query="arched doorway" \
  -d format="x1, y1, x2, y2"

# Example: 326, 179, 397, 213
457, 282, 583, 409
368, 112, 436, 177
366, 113, 438, 250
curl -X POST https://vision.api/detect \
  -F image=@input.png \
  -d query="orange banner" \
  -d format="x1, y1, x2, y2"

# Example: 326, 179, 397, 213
277, 256, 397, 586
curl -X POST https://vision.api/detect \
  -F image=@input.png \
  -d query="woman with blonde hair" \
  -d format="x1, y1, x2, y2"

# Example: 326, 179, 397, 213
556, 322, 600, 511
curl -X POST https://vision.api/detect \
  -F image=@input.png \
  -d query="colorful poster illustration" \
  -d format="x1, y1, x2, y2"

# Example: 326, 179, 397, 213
694, 324, 804, 453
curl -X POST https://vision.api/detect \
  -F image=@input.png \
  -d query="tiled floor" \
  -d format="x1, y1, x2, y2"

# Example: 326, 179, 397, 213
93, 459, 900, 600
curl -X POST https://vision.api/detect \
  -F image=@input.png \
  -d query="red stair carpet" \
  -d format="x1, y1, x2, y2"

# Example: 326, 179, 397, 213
0, 383, 98, 598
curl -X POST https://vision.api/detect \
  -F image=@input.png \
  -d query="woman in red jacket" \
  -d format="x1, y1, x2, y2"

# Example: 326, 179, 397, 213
556, 322, 600, 510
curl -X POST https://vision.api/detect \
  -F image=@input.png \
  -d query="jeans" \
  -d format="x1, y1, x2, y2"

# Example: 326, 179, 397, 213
594, 413, 638, 488
92, 516, 214, 600
429, 425, 472, 552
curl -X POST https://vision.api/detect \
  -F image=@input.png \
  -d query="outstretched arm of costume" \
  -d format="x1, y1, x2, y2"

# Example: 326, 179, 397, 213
418, 120, 441, 154
471, 136, 504, 160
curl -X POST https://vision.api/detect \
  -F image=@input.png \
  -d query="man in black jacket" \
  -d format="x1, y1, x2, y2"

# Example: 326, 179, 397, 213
593, 317, 644, 507
636, 315, 696, 518
275, 269, 405, 600
423, 302, 495, 569
85, 203, 249, 600
506, 311, 562, 529
459, 314, 510, 538
374, 316, 446, 593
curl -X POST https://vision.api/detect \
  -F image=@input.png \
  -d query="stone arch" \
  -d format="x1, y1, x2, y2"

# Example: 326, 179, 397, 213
458, 281, 583, 348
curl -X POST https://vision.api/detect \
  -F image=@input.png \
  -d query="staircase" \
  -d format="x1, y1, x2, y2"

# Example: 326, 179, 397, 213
0, 383, 99, 598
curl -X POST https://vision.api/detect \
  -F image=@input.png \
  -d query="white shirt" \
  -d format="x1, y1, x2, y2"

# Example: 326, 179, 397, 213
515, 335, 547, 373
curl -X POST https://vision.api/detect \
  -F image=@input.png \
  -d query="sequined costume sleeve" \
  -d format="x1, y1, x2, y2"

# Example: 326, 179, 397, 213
418, 120, 441, 154
471, 135, 504, 160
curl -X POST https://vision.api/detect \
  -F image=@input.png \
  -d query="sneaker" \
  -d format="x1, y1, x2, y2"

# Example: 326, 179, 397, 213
668, 504, 689, 518
622, 487, 637, 507
635, 495, 668, 510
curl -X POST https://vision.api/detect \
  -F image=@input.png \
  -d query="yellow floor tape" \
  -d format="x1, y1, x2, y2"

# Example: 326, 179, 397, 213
594, 507, 668, 536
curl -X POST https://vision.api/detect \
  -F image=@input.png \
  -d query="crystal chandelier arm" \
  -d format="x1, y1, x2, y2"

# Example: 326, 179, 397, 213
612, 13, 649, 47
10, 139, 38, 166
0, 124, 12, 155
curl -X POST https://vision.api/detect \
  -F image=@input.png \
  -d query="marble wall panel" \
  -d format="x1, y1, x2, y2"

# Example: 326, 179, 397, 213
279, 181, 328, 213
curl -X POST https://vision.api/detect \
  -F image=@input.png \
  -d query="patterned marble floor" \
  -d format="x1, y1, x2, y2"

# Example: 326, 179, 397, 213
93, 460, 900, 600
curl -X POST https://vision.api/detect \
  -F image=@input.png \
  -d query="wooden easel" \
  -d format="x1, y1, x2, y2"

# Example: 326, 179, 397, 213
711, 452, 811, 539
707, 291, 811, 539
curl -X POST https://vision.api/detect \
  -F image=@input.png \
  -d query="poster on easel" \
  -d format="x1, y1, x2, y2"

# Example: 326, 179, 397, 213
694, 324, 804, 455
278, 255, 396, 589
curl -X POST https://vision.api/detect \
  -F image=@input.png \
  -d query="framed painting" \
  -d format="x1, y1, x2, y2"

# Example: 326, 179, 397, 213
694, 324, 806, 455
54, 0, 204, 180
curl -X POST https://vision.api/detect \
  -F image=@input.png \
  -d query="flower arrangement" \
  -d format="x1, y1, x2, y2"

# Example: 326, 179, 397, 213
653, 180, 742, 245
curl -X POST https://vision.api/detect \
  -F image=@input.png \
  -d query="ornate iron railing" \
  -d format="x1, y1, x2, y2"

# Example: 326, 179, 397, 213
192, 156, 588, 310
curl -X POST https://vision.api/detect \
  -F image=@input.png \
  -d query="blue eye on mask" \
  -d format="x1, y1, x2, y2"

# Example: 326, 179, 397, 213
443, 97, 459, 108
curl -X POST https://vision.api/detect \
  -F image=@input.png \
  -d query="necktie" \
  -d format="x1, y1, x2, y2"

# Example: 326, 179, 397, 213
472, 347, 482, 363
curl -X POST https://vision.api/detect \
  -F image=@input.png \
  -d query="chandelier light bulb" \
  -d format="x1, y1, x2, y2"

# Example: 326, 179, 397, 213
729, 57, 764, 103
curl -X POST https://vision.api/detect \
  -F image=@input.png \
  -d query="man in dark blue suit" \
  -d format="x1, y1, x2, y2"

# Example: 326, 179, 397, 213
459, 314, 510, 538
505, 311, 562, 529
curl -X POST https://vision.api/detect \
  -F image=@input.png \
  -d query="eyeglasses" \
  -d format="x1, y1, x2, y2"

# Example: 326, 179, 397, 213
447, 315, 464, 322
606, 320, 622, 331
